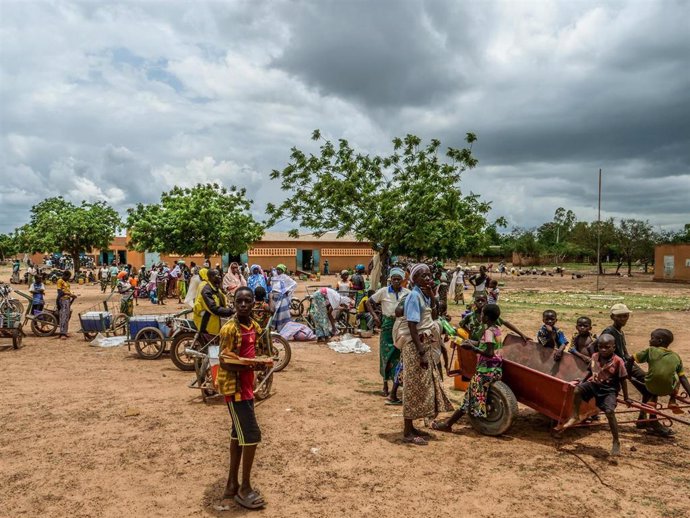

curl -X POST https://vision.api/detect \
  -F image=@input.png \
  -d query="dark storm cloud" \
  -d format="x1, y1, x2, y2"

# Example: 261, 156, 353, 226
1, 0, 689, 235
273, 0, 477, 107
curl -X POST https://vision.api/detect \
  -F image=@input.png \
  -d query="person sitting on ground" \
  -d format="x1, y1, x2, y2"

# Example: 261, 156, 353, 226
433, 304, 504, 431
558, 334, 631, 456
538, 310, 569, 358
631, 329, 690, 437
487, 279, 500, 305
461, 293, 529, 342
216, 287, 272, 510
193, 269, 235, 339
29, 274, 46, 313
556, 316, 595, 363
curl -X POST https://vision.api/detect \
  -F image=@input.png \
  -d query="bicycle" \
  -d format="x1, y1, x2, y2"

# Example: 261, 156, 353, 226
0, 284, 24, 315
170, 309, 291, 372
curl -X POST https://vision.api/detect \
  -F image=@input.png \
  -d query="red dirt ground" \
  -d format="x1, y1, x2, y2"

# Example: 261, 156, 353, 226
1, 272, 689, 518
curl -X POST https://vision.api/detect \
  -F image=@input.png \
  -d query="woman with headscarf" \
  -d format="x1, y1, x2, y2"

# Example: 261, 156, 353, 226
269, 264, 297, 331
247, 264, 268, 294
393, 263, 454, 445
222, 262, 246, 296
367, 267, 410, 400
309, 287, 343, 342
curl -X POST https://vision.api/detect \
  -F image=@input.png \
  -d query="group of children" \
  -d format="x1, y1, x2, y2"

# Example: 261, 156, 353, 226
534, 303, 688, 454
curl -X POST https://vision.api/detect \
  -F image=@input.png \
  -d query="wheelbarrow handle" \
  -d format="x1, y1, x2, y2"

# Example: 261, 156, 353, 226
618, 398, 690, 426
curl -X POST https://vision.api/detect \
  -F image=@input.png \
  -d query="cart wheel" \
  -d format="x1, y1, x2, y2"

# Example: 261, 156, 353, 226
170, 332, 197, 371
468, 380, 517, 436
83, 331, 97, 341
270, 333, 291, 372
112, 313, 128, 336
12, 328, 23, 349
31, 313, 58, 337
254, 367, 273, 401
134, 327, 165, 360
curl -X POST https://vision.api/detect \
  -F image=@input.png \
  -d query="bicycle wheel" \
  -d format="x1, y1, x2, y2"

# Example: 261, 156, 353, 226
270, 333, 291, 372
289, 297, 302, 317
8, 299, 24, 315
134, 327, 165, 360
254, 367, 273, 401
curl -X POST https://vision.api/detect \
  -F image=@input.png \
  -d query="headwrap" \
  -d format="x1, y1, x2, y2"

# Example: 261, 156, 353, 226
389, 267, 405, 279
277, 264, 287, 272
355, 264, 365, 272
409, 263, 429, 281
222, 262, 247, 293
340, 269, 349, 276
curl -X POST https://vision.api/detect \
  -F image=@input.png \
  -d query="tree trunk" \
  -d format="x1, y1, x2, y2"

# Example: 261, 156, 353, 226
627, 258, 632, 276
643, 261, 649, 273
615, 258, 623, 274
378, 246, 390, 289
72, 249, 81, 275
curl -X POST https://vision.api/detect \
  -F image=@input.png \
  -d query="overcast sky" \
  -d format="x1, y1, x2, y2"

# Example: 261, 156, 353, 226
1, 0, 689, 235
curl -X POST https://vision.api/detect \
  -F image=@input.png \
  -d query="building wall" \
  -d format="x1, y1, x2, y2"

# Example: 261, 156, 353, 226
248, 240, 373, 273
654, 244, 690, 283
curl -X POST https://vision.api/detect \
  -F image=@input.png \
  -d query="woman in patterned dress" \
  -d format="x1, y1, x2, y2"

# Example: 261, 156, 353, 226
393, 263, 454, 446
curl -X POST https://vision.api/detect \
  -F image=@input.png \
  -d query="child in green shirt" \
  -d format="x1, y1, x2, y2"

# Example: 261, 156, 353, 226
632, 328, 689, 437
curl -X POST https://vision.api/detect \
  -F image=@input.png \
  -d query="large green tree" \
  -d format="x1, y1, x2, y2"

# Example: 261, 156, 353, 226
615, 219, 656, 275
126, 183, 263, 261
17, 197, 121, 273
266, 131, 491, 277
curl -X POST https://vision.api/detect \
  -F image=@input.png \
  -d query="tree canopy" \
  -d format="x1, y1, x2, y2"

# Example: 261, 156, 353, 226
16, 197, 121, 272
266, 131, 492, 263
126, 183, 263, 260
0, 233, 16, 261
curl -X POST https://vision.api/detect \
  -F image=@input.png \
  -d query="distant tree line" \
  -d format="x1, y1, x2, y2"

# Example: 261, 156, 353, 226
484, 209, 690, 275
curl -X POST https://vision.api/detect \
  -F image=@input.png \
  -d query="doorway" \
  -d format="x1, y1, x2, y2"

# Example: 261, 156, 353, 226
300, 250, 314, 271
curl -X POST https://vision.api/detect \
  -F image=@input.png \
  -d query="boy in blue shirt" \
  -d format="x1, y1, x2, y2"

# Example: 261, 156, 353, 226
537, 310, 569, 358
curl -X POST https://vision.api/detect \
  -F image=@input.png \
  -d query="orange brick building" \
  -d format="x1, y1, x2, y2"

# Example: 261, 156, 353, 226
30, 231, 374, 274
654, 244, 690, 283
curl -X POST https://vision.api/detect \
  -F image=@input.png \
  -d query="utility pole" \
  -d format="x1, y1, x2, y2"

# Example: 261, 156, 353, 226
596, 169, 602, 291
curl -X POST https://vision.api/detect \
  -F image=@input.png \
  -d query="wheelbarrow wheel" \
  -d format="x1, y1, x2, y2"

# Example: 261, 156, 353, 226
12, 328, 23, 349
134, 327, 165, 360
270, 333, 291, 372
468, 380, 517, 436
83, 331, 97, 341
170, 332, 197, 371
31, 313, 58, 337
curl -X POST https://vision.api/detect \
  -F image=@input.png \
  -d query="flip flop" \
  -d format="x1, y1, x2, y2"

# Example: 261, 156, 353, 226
234, 490, 266, 510
385, 399, 402, 405
402, 436, 428, 446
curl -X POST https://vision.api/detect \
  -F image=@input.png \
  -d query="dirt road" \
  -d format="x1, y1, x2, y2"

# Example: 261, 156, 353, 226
1, 273, 688, 517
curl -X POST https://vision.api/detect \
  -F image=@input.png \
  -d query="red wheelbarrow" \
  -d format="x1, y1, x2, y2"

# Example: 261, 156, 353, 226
455, 334, 690, 436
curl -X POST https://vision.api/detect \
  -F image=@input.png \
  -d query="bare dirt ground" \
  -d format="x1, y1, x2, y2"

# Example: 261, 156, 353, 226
1, 268, 689, 518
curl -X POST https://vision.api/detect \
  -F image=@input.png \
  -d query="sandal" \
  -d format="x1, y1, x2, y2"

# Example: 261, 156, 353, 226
385, 398, 402, 405
234, 489, 266, 510
402, 435, 428, 446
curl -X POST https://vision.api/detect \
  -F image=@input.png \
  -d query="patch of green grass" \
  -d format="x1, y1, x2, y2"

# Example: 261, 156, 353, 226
501, 290, 689, 312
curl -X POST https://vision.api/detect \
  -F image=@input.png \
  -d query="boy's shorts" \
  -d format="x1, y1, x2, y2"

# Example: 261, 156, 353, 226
227, 399, 261, 446
578, 381, 618, 413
